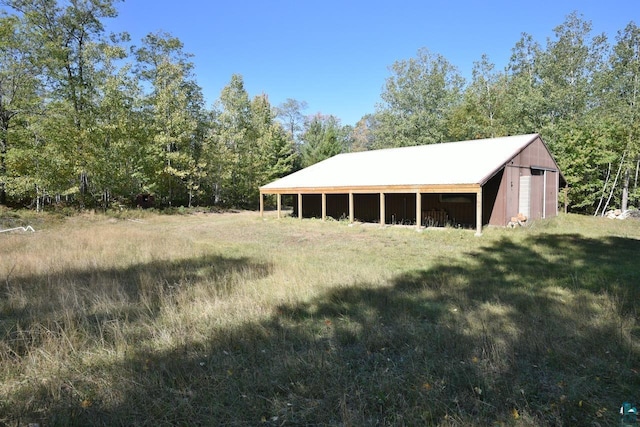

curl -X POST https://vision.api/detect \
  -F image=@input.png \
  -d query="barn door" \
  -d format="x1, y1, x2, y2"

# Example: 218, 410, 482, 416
530, 172, 544, 219
545, 171, 557, 218
518, 176, 531, 218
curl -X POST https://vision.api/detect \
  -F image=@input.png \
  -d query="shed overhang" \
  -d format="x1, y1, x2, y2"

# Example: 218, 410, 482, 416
259, 133, 565, 234
259, 183, 482, 195
260, 134, 542, 194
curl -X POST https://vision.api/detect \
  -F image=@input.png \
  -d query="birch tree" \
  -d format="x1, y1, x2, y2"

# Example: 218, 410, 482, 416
604, 22, 640, 210
501, 33, 546, 135
448, 54, 507, 140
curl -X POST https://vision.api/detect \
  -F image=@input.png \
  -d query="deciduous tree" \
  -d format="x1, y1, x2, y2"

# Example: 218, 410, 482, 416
601, 22, 640, 211
133, 31, 205, 206
0, 13, 41, 205
373, 47, 465, 147
4, 0, 125, 207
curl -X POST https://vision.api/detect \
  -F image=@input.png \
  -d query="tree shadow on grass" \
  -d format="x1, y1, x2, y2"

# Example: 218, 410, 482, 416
3, 233, 640, 426
0, 254, 273, 358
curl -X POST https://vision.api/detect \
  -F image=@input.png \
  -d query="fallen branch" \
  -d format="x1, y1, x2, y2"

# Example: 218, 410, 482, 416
0, 226, 35, 233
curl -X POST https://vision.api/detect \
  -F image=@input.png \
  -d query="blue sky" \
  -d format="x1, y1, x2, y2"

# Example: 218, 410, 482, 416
106, 0, 637, 126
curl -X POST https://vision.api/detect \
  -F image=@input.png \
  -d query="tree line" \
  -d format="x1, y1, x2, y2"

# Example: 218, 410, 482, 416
0, 1, 638, 214
365, 13, 639, 215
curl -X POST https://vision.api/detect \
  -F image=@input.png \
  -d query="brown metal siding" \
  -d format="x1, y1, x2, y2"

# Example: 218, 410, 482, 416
386, 193, 417, 224
354, 194, 380, 222
530, 172, 544, 220
299, 193, 347, 219
545, 171, 558, 218
504, 165, 521, 224
484, 169, 504, 226
326, 194, 349, 219
505, 136, 561, 223
422, 194, 476, 227
512, 137, 558, 169
300, 194, 321, 217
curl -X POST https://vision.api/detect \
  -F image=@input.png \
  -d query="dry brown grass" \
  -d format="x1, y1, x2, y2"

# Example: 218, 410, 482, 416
1, 209, 639, 426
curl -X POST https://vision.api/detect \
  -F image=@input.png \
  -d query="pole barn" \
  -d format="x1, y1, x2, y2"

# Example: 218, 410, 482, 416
259, 134, 566, 235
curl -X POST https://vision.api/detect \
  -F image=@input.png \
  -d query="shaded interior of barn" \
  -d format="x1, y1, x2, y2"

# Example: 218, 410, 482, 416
281, 171, 503, 229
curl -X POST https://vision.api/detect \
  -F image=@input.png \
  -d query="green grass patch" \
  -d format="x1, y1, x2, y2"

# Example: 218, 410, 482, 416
0, 211, 638, 426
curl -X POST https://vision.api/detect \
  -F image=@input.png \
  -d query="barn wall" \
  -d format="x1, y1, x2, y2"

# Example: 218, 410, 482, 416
500, 136, 562, 223
530, 170, 544, 219
295, 193, 382, 222
300, 194, 321, 218
354, 194, 380, 222
545, 171, 558, 218
293, 192, 478, 227
484, 170, 504, 226
511, 137, 558, 169
422, 193, 476, 227
385, 193, 417, 224
326, 194, 349, 219
296, 194, 352, 220
505, 165, 522, 221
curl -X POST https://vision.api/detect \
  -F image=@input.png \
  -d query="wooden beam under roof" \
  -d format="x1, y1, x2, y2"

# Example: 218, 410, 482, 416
260, 183, 482, 195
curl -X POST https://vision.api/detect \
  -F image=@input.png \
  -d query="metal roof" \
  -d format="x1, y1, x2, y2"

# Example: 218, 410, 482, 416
261, 134, 541, 192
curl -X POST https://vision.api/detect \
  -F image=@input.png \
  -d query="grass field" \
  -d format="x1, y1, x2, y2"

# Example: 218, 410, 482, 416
1, 209, 639, 426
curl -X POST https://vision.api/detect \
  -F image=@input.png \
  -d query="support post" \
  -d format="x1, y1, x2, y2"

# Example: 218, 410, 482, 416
475, 187, 483, 236
321, 193, 327, 221
259, 193, 264, 218
298, 193, 303, 219
380, 193, 386, 226
277, 194, 282, 219
349, 192, 354, 223
415, 191, 422, 229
